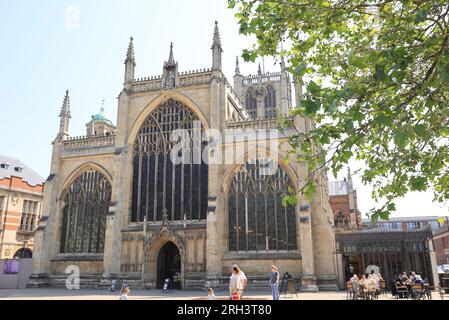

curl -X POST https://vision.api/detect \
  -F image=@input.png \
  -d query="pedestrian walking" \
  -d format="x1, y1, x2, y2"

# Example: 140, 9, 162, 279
207, 288, 216, 300
110, 280, 116, 292
119, 287, 130, 300
270, 265, 280, 300
233, 264, 247, 299
229, 265, 245, 300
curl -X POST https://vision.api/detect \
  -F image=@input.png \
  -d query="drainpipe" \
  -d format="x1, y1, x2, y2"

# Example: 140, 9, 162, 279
0, 179, 13, 258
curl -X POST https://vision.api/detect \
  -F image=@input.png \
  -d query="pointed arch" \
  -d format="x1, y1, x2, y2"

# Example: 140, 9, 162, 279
59, 165, 112, 254
145, 230, 186, 289
244, 86, 257, 120
223, 148, 299, 253
222, 147, 298, 194
129, 97, 209, 223
127, 90, 210, 146
58, 162, 113, 201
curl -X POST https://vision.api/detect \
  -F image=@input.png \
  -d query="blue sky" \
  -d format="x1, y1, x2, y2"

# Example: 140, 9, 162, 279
0, 0, 447, 218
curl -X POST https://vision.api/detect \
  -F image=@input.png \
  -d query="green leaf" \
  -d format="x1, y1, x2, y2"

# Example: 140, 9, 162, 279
409, 176, 428, 192
437, 62, 449, 84
414, 9, 427, 24
387, 203, 396, 212
374, 64, 386, 82
348, 53, 365, 69
414, 124, 427, 138
303, 99, 320, 115
320, 134, 330, 145
303, 183, 317, 202
394, 130, 407, 149
378, 114, 393, 127
295, 63, 307, 78
228, 0, 236, 9
379, 210, 390, 221
282, 194, 297, 207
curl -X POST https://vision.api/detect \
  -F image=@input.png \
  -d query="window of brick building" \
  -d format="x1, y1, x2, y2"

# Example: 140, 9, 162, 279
335, 211, 349, 228
20, 200, 38, 231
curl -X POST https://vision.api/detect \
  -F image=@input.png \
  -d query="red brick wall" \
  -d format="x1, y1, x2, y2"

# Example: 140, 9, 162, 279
329, 194, 351, 220
434, 233, 449, 265
0, 176, 44, 193
0, 176, 43, 233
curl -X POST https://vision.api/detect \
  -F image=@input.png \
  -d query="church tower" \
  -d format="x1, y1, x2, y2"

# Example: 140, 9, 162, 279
233, 56, 292, 120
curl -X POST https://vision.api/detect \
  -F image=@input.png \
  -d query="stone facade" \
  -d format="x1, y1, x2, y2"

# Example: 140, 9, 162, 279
30, 22, 338, 291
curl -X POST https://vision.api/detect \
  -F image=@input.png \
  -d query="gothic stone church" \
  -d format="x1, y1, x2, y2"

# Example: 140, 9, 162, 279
30, 22, 338, 291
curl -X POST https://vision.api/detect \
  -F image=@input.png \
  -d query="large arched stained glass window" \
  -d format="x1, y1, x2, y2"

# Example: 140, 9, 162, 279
264, 85, 276, 119
228, 159, 297, 252
245, 87, 257, 120
60, 169, 111, 254
131, 99, 208, 223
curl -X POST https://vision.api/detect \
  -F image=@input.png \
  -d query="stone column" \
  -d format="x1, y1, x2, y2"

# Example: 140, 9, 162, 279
310, 176, 338, 291
256, 100, 264, 120
428, 239, 440, 287
280, 71, 290, 115
206, 75, 225, 286
29, 141, 63, 287
335, 252, 345, 289
298, 200, 318, 292
100, 202, 118, 286
101, 90, 129, 285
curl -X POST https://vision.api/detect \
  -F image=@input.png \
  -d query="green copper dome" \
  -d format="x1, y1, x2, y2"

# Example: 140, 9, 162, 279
92, 108, 113, 125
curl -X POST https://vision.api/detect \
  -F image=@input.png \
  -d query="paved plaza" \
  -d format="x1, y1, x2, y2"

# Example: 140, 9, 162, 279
0, 288, 445, 300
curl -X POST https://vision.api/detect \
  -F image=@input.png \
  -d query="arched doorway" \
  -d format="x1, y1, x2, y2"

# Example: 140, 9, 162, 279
157, 242, 181, 289
14, 248, 32, 259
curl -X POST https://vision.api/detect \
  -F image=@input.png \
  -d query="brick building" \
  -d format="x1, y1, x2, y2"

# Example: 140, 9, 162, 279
329, 170, 440, 288
328, 169, 361, 230
433, 222, 449, 265
0, 155, 44, 259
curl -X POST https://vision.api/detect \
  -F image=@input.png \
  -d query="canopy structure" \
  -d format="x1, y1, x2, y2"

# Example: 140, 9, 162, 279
365, 265, 380, 274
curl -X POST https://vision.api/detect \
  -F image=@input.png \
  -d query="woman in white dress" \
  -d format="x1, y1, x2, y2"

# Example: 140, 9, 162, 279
229, 265, 244, 300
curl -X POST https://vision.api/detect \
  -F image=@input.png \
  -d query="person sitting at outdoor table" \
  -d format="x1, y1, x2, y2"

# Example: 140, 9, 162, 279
395, 274, 403, 285
412, 272, 424, 284
366, 275, 377, 300
369, 270, 381, 290
350, 276, 362, 299
376, 272, 383, 283
360, 274, 367, 286
391, 275, 398, 297
350, 274, 359, 283
400, 272, 409, 284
